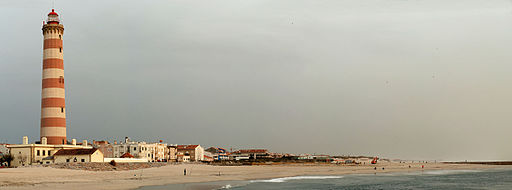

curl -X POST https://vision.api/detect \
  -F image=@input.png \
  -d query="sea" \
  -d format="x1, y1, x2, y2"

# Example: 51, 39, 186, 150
138, 168, 512, 190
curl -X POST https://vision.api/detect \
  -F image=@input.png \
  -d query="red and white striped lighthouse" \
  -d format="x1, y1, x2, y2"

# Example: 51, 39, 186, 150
40, 9, 66, 145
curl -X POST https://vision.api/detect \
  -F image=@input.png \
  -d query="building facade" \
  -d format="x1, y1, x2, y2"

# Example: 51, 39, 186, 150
111, 137, 168, 162
176, 145, 204, 162
53, 148, 103, 163
92, 140, 113, 158
7, 137, 93, 167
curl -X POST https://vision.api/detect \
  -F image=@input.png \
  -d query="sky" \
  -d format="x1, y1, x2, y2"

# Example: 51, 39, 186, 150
1, 0, 512, 161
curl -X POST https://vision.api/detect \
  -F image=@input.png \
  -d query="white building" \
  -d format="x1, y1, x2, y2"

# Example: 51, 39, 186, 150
176, 145, 204, 162
7, 137, 93, 167
53, 148, 104, 163
112, 137, 168, 162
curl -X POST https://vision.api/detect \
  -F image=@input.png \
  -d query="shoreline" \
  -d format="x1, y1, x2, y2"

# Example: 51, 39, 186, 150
1, 163, 511, 190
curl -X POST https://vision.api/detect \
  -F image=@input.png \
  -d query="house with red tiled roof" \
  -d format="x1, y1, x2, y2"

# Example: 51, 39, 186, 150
176, 145, 204, 162
120, 152, 134, 158
53, 148, 103, 163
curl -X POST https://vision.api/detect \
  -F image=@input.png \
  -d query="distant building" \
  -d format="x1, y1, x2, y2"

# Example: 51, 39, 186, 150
92, 140, 113, 158
168, 145, 177, 162
203, 155, 214, 162
53, 148, 103, 163
177, 154, 190, 162
204, 147, 229, 161
176, 145, 204, 162
8, 136, 93, 167
112, 137, 167, 162
230, 149, 269, 160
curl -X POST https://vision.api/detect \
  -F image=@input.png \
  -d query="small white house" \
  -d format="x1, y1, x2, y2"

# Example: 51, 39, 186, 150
53, 148, 104, 163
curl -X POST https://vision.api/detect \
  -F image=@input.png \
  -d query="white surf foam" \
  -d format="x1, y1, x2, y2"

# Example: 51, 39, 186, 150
219, 184, 232, 189
252, 176, 343, 183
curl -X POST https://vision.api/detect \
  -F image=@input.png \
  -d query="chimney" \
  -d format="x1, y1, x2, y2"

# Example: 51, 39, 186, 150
72, 139, 77, 145
82, 140, 87, 146
22, 136, 28, 144
41, 137, 47, 145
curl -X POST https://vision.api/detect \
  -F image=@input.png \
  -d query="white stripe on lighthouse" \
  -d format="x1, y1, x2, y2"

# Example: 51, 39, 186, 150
42, 68, 64, 79
41, 127, 66, 137
43, 48, 63, 59
41, 107, 66, 118
44, 32, 62, 40
41, 88, 65, 98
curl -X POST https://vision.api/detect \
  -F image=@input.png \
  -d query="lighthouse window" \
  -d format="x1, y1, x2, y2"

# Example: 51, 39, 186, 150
59, 76, 64, 83
59, 47, 62, 53
59, 35, 61, 39
61, 107, 64, 113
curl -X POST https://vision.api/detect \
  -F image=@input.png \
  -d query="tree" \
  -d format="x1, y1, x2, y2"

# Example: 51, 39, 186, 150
1, 154, 14, 167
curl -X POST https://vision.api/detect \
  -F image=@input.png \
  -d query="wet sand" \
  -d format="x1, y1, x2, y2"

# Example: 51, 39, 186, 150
0, 162, 509, 190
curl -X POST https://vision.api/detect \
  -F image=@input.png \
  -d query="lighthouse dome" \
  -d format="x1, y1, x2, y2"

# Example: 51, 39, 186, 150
47, 9, 60, 24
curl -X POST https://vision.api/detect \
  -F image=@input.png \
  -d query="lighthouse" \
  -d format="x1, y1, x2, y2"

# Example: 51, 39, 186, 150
40, 9, 66, 145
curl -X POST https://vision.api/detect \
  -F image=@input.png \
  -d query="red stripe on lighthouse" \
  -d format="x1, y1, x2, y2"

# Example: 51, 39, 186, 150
41, 98, 66, 108
45, 136, 67, 145
41, 118, 66, 127
43, 39, 63, 49
42, 78, 64, 88
43, 59, 64, 69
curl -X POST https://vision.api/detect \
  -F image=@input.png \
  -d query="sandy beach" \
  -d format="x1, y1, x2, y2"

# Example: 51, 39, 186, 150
1, 162, 510, 190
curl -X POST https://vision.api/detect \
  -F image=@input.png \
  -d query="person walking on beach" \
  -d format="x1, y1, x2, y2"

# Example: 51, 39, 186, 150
184, 168, 187, 176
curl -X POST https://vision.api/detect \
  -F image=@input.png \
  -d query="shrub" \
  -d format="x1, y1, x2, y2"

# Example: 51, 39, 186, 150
109, 160, 117, 166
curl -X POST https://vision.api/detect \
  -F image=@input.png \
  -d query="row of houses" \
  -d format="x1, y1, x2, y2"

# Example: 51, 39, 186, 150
3, 137, 374, 167
92, 137, 205, 162
2, 136, 207, 167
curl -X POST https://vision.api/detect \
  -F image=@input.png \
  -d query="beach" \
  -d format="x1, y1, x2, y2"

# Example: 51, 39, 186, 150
1, 162, 509, 190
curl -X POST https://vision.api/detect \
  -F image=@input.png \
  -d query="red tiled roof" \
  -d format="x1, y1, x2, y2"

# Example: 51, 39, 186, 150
93, 141, 109, 144
232, 149, 268, 154
120, 152, 134, 158
177, 145, 199, 150
53, 148, 98, 156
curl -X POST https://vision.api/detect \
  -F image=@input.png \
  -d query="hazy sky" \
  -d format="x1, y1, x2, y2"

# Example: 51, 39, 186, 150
1, 0, 512, 161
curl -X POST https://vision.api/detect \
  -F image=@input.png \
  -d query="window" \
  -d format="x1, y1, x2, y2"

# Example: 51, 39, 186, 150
42, 150, 46, 156
81, 159, 85, 162
59, 35, 61, 39
134, 147, 136, 151
48, 150, 51, 155
59, 47, 62, 53
59, 76, 64, 83
37, 150, 40, 156
61, 107, 64, 113
66, 159, 70, 162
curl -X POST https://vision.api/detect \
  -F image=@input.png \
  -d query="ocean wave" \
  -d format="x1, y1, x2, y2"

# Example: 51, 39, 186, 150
422, 170, 481, 175
218, 184, 232, 189
251, 176, 343, 183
